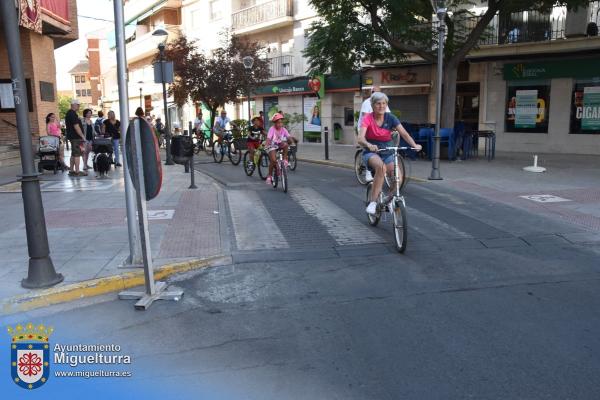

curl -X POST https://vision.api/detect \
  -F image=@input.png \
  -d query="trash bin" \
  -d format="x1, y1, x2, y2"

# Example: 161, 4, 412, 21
334, 122, 342, 141
171, 135, 193, 165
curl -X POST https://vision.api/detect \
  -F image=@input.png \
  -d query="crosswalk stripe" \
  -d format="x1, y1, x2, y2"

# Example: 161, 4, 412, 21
406, 206, 473, 239
290, 187, 384, 245
226, 190, 289, 250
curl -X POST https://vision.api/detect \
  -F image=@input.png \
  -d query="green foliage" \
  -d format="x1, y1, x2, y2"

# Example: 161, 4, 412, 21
161, 31, 271, 127
283, 112, 307, 137
58, 95, 72, 120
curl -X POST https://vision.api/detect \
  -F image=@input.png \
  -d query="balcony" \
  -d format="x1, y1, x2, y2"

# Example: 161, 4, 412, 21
232, 0, 293, 34
268, 55, 293, 78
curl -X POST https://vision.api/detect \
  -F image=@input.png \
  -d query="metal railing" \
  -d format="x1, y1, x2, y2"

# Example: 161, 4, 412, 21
268, 55, 293, 78
232, 0, 292, 31
405, 2, 600, 48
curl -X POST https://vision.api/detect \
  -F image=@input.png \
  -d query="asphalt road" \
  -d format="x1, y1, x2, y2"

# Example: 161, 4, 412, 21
4, 154, 600, 399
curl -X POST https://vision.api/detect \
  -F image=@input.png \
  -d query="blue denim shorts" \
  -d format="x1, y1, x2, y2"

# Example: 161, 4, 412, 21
362, 151, 394, 166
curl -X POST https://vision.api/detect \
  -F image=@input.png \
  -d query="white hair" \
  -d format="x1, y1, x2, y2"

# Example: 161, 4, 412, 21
370, 91, 389, 108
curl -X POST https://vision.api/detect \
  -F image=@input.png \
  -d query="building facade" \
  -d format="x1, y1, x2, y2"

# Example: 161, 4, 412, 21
0, 0, 78, 147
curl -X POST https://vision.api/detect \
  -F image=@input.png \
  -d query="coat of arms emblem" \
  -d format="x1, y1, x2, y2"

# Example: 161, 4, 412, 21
8, 323, 53, 390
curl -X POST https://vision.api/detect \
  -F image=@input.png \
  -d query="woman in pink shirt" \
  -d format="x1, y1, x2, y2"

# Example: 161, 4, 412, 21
357, 92, 421, 215
46, 112, 66, 168
265, 113, 290, 185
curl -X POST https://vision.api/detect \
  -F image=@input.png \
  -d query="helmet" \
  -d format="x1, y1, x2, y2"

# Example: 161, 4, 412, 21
271, 113, 284, 122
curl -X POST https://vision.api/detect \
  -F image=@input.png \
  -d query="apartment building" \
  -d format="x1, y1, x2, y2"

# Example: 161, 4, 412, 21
182, 0, 361, 143
68, 60, 92, 106
0, 0, 78, 148
101, 0, 182, 123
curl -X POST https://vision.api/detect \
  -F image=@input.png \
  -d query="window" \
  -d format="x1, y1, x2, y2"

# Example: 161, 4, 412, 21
570, 80, 600, 134
86, 89, 92, 97
74, 76, 80, 83
209, 0, 223, 21
76, 89, 81, 97
505, 81, 550, 133
80, 75, 86, 83
39, 81, 55, 102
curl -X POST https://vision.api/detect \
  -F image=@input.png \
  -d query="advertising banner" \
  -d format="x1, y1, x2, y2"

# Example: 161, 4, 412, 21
303, 96, 320, 132
581, 86, 600, 130
19, 0, 42, 33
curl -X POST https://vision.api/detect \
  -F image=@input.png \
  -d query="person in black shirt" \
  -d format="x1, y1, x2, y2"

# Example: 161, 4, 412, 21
82, 108, 95, 171
65, 99, 86, 176
247, 116, 264, 165
104, 111, 122, 166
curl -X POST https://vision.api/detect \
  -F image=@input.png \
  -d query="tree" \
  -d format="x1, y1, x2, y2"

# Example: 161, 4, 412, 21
58, 95, 72, 120
304, 0, 588, 128
161, 31, 270, 129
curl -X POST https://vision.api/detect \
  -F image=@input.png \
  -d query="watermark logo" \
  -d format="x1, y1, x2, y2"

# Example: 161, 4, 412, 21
8, 323, 53, 390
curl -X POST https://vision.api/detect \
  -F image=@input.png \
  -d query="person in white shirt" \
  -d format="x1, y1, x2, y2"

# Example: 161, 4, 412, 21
358, 86, 390, 182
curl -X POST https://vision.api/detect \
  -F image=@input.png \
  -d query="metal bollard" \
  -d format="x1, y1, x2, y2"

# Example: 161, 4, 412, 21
324, 126, 329, 160
188, 121, 197, 189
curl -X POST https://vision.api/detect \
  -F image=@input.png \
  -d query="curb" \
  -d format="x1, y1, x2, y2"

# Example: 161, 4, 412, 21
0, 255, 227, 316
297, 157, 429, 183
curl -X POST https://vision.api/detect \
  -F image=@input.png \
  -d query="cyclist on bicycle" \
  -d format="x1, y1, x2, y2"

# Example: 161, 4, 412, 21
247, 116, 264, 167
193, 111, 208, 136
357, 92, 421, 215
213, 110, 235, 143
265, 113, 290, 185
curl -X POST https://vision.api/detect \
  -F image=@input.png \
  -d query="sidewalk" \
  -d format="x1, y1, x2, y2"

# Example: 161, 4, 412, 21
298, 142, 600, 233
0, 153, 229, 314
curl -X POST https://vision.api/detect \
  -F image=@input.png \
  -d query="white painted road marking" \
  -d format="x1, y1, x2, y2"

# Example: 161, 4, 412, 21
290, 187, 384, 245
406, 206, 473, 239
226, 190, 289, 250
520, 194, 572, 203
147, 210, 175, 220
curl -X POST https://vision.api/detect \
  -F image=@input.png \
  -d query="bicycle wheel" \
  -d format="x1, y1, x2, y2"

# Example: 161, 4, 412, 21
392, 197, 408, 253
212, 141, 224, 163
228, 141, 241, 165
193, 136, 201, 154
365, 183, 380, 226
258, 152, 269, 180
243, 151, 254, 176
355, 150, 368, 185
281, 161, 288, 192
289, 148, 297, 171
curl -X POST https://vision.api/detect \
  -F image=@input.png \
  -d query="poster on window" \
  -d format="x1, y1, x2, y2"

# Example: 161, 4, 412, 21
581, 86, 600, 130
303, 96, 321, 132
515, 90, 538, 128
506, 84, 550, 133
263, 97, 279, 129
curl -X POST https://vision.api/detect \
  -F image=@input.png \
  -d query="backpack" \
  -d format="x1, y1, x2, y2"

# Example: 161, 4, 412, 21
94, 117, 105, 136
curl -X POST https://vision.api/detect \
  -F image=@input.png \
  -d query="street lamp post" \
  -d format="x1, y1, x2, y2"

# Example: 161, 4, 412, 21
429, 0, 447, 181
242, 56, 254, 129
0, 0, 63, 288
153, 31, 174, 165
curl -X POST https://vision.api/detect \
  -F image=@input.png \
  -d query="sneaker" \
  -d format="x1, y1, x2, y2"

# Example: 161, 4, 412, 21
78, 171, 88, 176
365, 169, 374, 182
366, 201, 377, 215
266, 176, 272, 185
68, 171, 78, 177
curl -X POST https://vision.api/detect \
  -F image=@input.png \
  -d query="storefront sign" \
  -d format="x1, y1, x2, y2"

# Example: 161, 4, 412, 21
581, 86, 600, 130
504, 59, 600, 80
19, 0, 42, 33
363, 66, 430, 88
515, 90, 538, 128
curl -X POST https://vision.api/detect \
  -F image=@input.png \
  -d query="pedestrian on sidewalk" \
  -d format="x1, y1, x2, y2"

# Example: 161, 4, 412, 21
65, 99, 87, 176
94, 111, 105, 137
82, 109, 94, 171
104, 111, 122, 167
45, 112, 67, 169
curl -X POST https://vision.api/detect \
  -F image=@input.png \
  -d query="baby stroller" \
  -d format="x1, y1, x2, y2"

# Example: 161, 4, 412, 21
92, 137, 114, 177
37, 135, 64, 174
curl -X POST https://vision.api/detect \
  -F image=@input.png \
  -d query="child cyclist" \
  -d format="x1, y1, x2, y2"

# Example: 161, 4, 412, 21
265, 113, 290, 185
247, 116, 264, 167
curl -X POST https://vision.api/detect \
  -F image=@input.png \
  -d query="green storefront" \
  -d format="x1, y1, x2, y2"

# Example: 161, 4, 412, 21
503, 58, 600, 134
